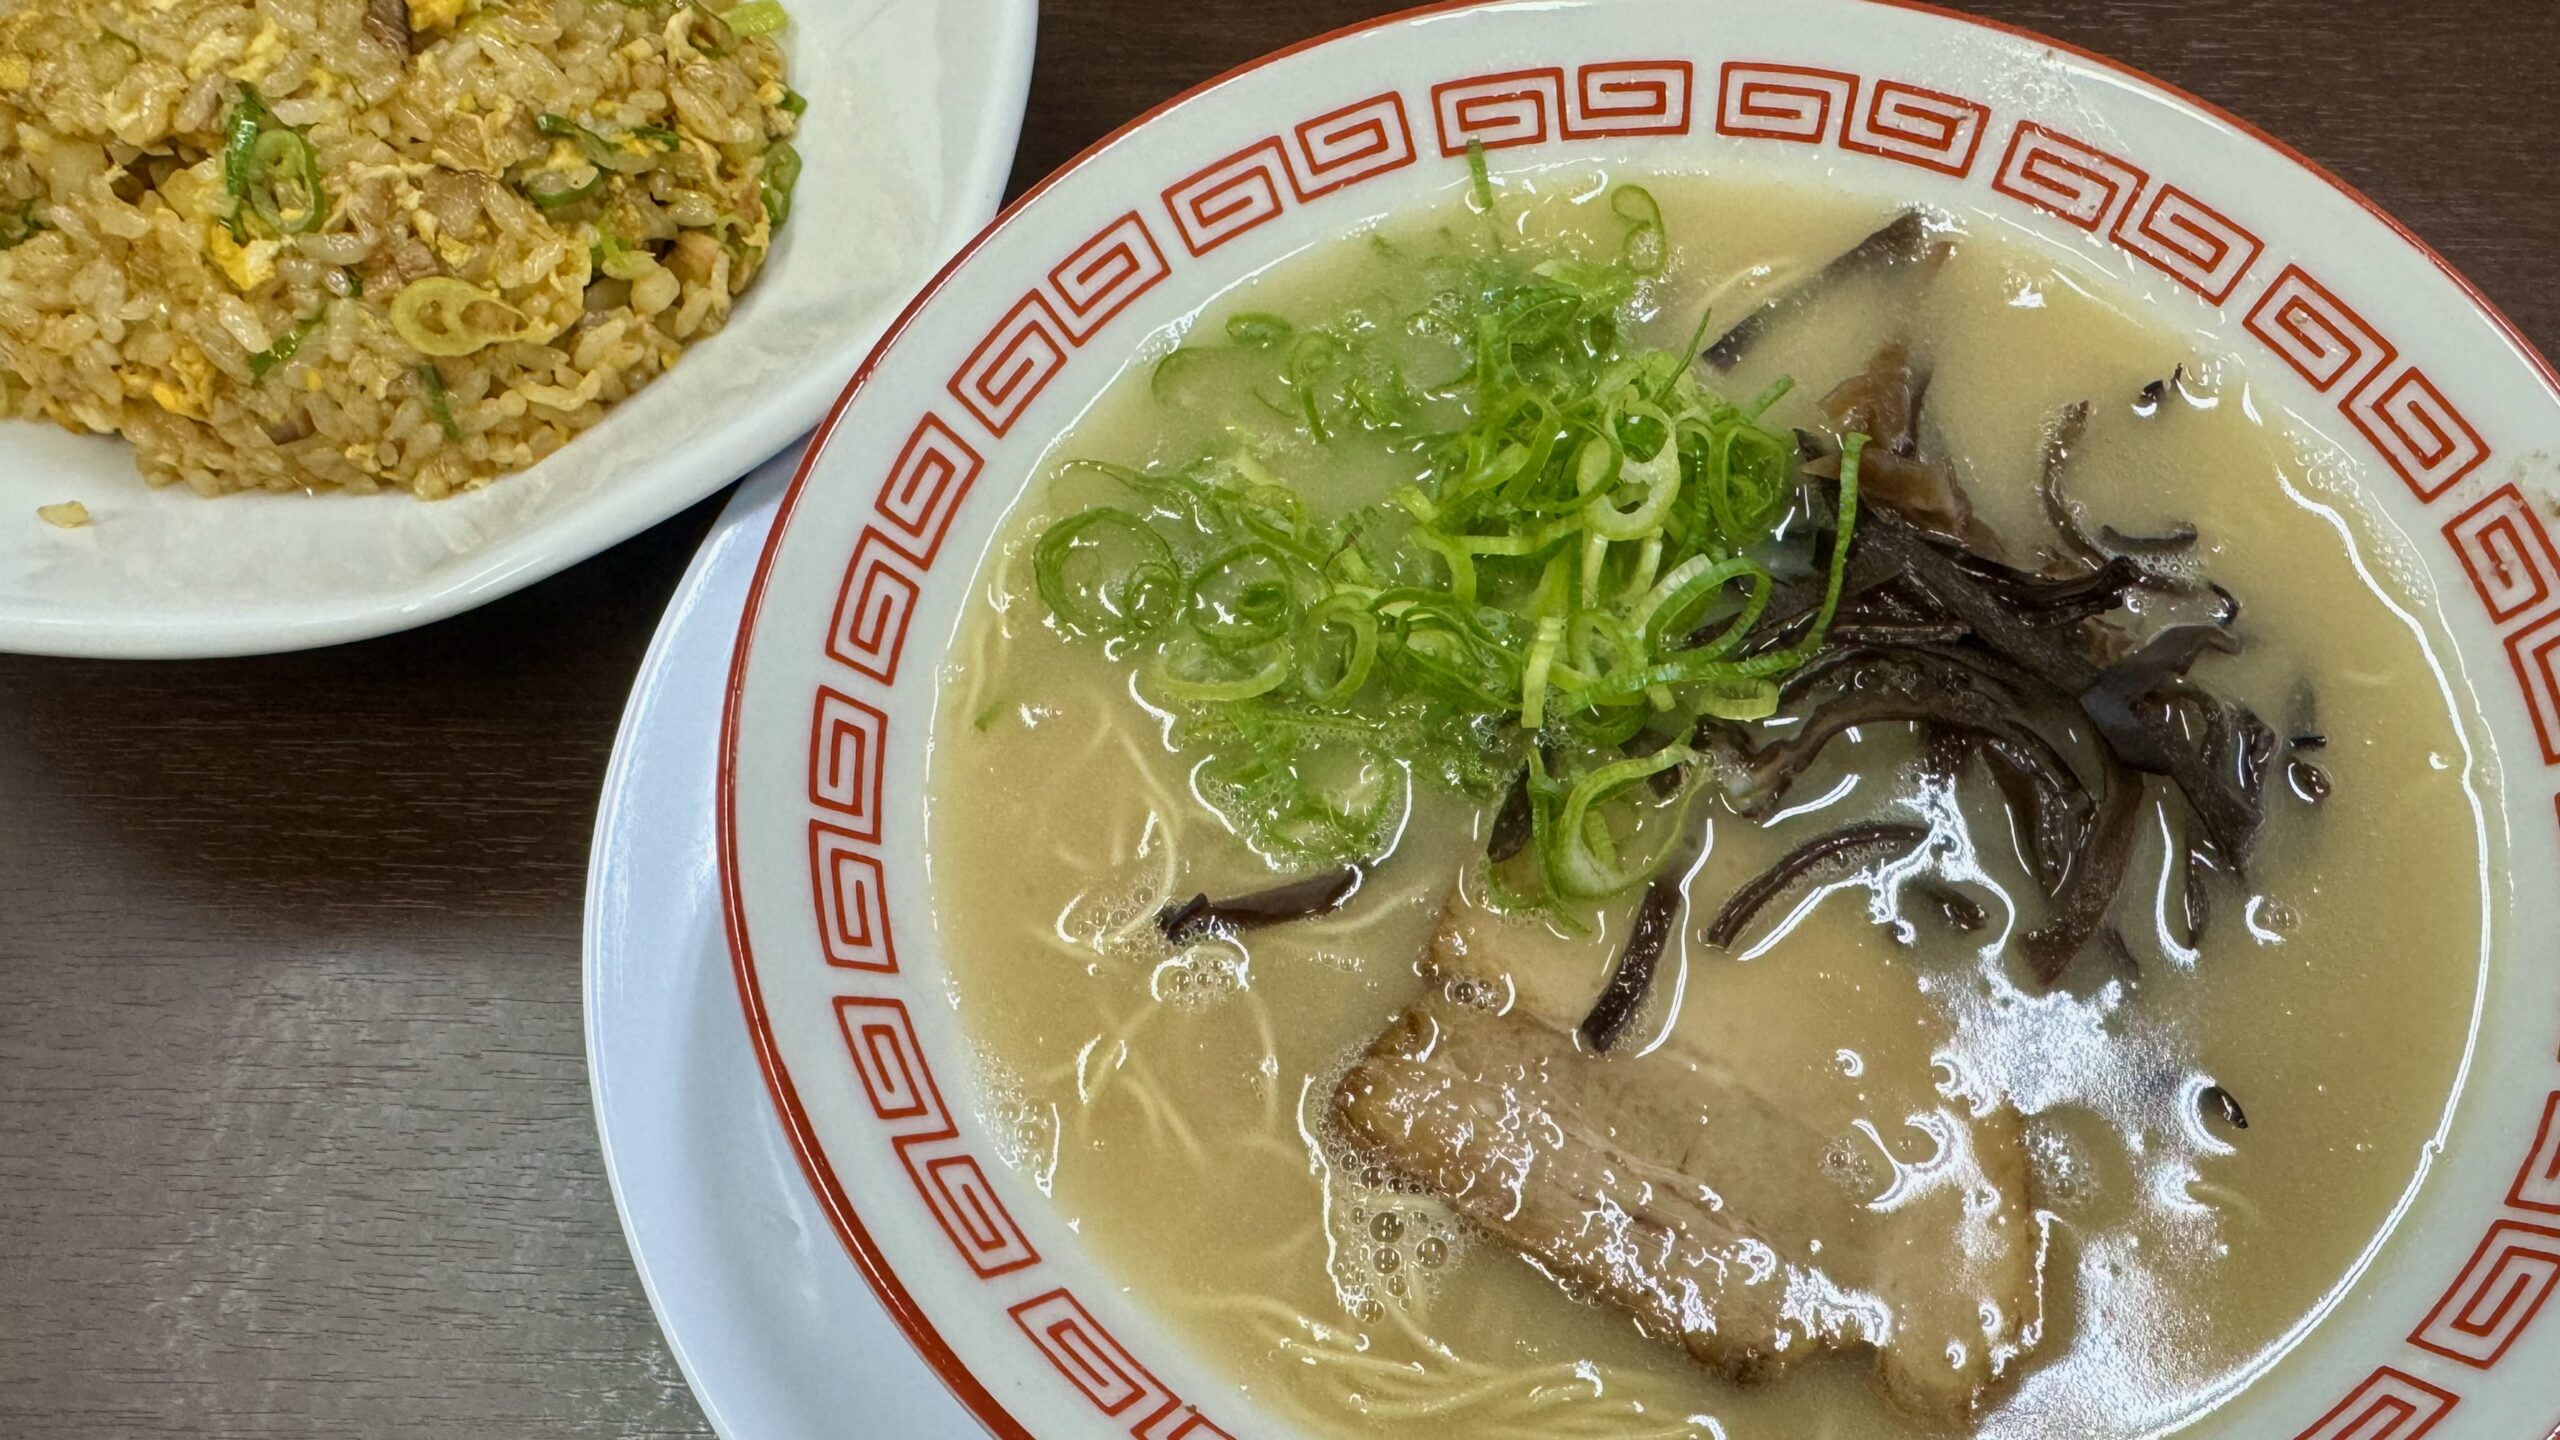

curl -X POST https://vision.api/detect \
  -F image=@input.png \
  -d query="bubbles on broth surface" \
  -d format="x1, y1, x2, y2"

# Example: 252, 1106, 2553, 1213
970, 1054, 1063, 1197
1149, 935, 1252, 1009
1326, 1165, 1467, 1320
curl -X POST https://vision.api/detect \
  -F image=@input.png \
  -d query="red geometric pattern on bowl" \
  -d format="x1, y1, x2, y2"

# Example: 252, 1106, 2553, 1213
947, 291, 1075, 439
825, 528, 921, 684
835, 996, 951, 1126
2114, 184, 2263, 305
1958, 112, 2491, 503
2503, 611, 2560, 765
1293, 92, 1419, 198
2516, 1093, 2560, 1214
871, 412, 983, 567
835, 996, 1042, 1279
722, 14, 2560, 1440
809, 821, 896, 972
808, 687, 886, 839
2246, 265, 2399, 394
1716, 62, 1854, 146
1993, 120, 2149, 232
2409, 1221, 2560, 1368
1843, 79, 1990, 177
1432, 58, 1693, 155
1715, 65, 1989, 179
1162, 140, 1296, 256
2346, 365, 2490, 502
898, 1145, 1042, 1280
1049, 213, 1174, 342
2444, 486, 2560, 625
1009, 1290, 1236, 1439
1432, 67, 1564, 151
1162, 90, 1416, 255
1567, 61, 1693, 138
2241, 265, 2490, 502
2293, 1368, 2461, 1440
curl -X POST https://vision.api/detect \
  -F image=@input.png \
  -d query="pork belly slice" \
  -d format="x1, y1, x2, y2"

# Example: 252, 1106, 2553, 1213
1332, 906, 2046, 1429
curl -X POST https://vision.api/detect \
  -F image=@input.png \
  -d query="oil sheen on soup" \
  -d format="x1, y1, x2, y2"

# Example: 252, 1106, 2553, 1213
925, 172, 2485, 1440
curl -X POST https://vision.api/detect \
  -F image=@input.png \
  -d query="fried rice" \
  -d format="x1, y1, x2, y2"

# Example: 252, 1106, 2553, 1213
0, 0, 799, 498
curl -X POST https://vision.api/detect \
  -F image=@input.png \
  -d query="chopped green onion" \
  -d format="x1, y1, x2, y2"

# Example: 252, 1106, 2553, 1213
759, 140, 801, 229
726, 0, 788, 34
1226, 312, 1292, 348
1152, 646, 1292, 703
1611, 184, 1666, 276
218, 85, 273, 239
538, 113, 663, 174
1150, 347, 1210, 404
591, 224, 654, 281
215, 86, 328, 238
248, 309, 325, 382
519, 164, 606, 211
1026, 185, 1857, 896
1465, 138, 1493, 215
0, 198, 44, 251
245, 128, 328, 234
388, 276, 530, 357
1297, 594, 1380, 706
1034, 507, 1181, 641
1534, 745, 1699, 900
418, 364, 463, 439
686, 0, 737, 53
778, 86, 809, 116
1520, 615, 1564, 731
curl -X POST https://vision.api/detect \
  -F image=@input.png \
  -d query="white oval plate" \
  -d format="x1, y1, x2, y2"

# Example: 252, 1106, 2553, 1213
587, 446, 976, 1440
0, 0, 1037, 660
718, 2, 2560, 1437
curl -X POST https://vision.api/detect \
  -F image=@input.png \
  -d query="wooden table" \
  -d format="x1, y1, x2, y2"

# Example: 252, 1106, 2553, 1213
3, 2, 2554, 1434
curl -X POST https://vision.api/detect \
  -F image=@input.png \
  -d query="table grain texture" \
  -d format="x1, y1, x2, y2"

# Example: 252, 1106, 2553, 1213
4, 1, 2556, 1436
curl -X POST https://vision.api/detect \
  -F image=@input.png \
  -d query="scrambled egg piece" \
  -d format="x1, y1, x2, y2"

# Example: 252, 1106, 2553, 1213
37, 502, 92, 530
0, 55, 33, 91
412, 0, 473, 32
183, 27, 246, 78
232, 18, 284, 81
143, 343, 215, 419
205, 223, 279, 291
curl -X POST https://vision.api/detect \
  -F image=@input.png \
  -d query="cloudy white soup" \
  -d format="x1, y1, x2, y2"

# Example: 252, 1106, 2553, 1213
925, 170, 2484, 1438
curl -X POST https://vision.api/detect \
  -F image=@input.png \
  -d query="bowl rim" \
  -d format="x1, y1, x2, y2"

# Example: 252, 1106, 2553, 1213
717, 4, 2560, 1437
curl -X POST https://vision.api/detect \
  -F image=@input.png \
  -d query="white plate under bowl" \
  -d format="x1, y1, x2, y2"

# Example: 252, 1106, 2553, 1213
0, 0, 1036, 660
718, 2, 2560, 1437
587, 447, 976, 1440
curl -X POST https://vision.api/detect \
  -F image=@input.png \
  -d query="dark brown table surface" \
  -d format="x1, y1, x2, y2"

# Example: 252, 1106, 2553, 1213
5, 2, 2556, 1435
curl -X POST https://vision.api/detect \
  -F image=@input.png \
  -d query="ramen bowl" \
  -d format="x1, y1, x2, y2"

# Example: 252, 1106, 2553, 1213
717, 2, 2560, 1435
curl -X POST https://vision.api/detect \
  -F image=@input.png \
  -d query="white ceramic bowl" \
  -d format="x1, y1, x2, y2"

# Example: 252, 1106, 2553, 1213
0, 0, 1037, 659
587, 450, 983, 1440
718, 2, 2560, 1435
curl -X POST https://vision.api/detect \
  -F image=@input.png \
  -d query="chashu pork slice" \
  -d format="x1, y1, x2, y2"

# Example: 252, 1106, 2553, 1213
1332, 892, 2046, 1430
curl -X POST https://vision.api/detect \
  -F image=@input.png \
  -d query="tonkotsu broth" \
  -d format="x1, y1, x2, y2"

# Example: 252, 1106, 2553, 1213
926, 173, 2484, 1439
